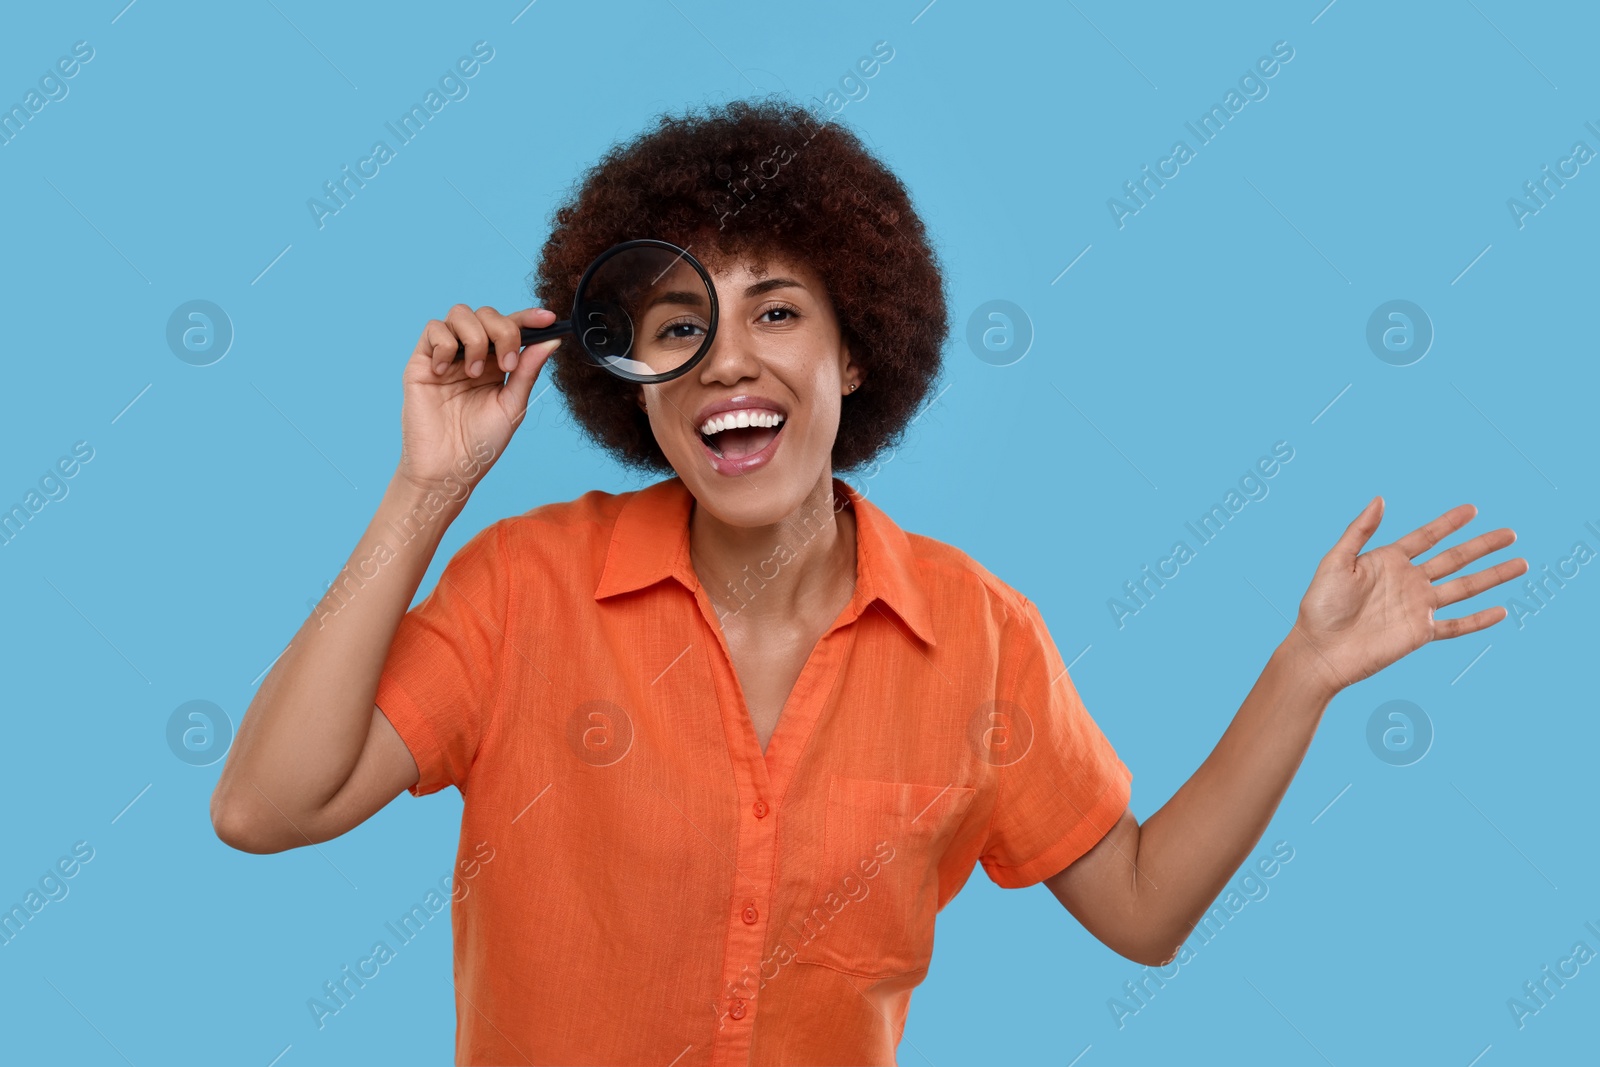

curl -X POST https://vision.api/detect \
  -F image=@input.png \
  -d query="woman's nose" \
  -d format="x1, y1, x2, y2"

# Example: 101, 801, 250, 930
697, 315, 761, 384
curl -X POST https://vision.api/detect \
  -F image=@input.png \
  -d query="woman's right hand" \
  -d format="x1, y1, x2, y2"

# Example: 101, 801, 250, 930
395, 304, 561, 496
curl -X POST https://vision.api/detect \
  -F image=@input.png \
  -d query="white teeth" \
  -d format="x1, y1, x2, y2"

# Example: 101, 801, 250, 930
699, 410, 785, 436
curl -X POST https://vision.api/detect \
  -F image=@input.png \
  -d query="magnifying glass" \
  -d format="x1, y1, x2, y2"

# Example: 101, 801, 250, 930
451, 239, 720, 384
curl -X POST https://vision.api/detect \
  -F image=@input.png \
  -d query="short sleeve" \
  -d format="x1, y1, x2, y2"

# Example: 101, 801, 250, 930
979, 596, 1133, 890
374, 520, 508, 798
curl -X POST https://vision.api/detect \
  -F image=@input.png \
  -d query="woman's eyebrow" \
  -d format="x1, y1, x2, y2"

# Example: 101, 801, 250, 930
644, 289, 707, 310
743, 277, 805, 298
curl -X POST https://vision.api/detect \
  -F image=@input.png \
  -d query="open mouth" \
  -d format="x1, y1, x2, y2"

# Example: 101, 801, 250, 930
699, 412, 786, 460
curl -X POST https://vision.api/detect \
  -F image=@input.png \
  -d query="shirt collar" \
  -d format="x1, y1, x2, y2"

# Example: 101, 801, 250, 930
593, 476, 936, 647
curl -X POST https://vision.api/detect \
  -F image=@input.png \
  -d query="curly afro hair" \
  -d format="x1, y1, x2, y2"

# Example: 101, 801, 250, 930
528, 96, 949, 476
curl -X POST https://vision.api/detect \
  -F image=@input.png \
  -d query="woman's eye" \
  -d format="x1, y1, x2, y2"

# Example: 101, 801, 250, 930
657, 320, 704, 339
760, 306, 798, 323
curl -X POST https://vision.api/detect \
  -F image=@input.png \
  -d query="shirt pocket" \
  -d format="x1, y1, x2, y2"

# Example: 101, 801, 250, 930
793, 775, 976, 980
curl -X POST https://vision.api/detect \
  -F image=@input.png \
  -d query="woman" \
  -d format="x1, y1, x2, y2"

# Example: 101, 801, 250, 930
210, 99, 1525, 1064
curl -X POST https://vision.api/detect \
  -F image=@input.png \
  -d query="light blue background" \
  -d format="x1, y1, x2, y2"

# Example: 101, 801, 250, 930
2, 1, 1595, 1063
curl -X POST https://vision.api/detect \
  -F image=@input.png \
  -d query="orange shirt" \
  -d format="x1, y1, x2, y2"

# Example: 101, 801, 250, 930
374, 475, 1132, 1065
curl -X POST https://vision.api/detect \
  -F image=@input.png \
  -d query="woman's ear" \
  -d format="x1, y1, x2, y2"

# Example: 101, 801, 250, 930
841, 338, 864, 393
635, 386, 648, 413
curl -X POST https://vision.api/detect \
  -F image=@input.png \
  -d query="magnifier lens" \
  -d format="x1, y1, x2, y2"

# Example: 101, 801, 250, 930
575, 246, 713, 380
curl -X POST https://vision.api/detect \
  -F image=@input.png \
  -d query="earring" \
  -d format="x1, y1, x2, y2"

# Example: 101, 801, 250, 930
848, 383, 858, 392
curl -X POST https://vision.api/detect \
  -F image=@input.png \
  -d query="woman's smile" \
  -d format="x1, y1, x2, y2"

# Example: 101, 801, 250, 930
695, 393, 789, 475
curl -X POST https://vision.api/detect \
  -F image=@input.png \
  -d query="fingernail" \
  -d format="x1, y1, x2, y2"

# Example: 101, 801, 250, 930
434, 361, 447, 375
505, 352, 519, 370
469, 360, 484, 376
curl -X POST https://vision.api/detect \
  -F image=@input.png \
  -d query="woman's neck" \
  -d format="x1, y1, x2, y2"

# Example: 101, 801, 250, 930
688, 473, 857, 628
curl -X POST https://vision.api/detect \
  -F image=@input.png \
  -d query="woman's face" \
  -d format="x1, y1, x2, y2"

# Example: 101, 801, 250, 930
636, 248, 860, 528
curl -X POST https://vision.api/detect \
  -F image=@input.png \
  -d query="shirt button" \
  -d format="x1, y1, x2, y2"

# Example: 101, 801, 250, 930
752, 800, 769, 818
729, 998, 747, 1020
741, 903, 758, 924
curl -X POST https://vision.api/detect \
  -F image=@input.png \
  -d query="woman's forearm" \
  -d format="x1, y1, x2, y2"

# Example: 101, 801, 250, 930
1129, 628, 1337, 957
1055, 498, 1519, 966
210, 473, 465, 849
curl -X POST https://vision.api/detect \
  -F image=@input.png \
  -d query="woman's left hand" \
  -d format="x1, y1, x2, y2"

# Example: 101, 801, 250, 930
1288, 497, 1527, 696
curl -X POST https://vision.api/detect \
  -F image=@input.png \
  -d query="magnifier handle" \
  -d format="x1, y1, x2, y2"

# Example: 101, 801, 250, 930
452, 320, 571, 362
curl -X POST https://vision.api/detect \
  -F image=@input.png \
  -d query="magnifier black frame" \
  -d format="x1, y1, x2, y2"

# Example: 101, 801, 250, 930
450, 238, 720, 385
